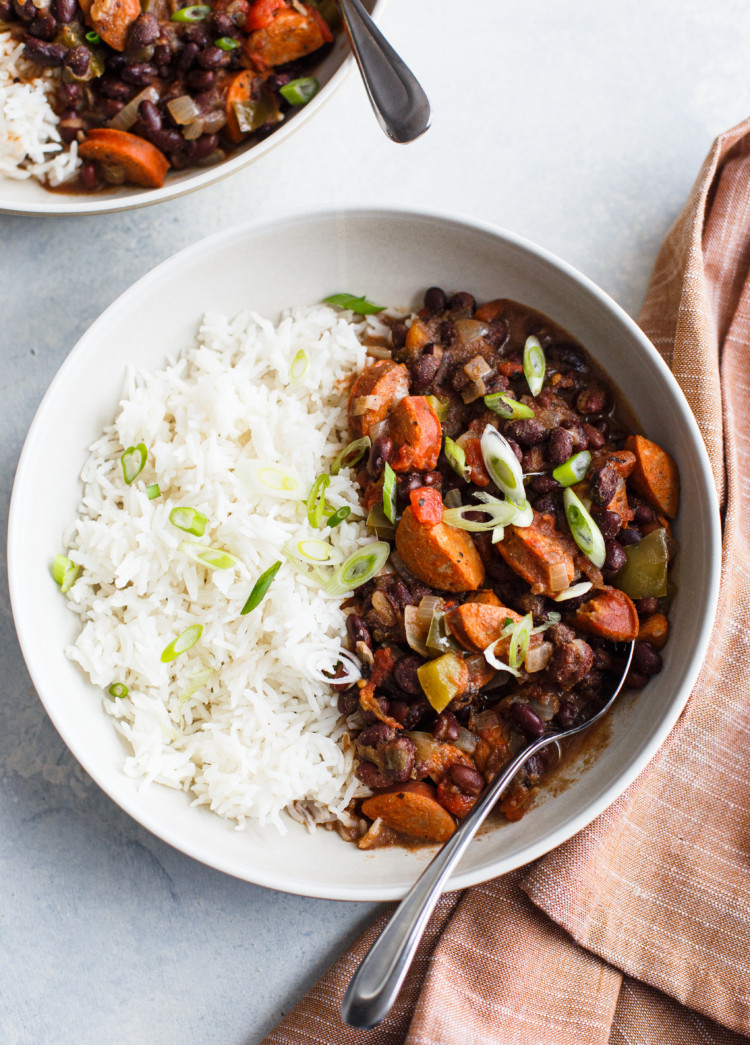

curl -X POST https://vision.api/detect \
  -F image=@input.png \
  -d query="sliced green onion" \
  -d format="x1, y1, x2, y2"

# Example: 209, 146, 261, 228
180, 668, 213, 704
442, 501, 518, 532
108, 682, 129, 698
426, 395, 450, 422
479, 425, 525, 506
214, 35, 240, 49
307, 473, 331, 528
161, 624, 202, 663
295, 539, 333, 563
280, 76, 320, 105
444, 436, 469, 480
243, 461, 301, 499
484, 392, 535, 420
290, 348, 309, 382
146, 483, 161, 500
331, 436, 370, 475
382, 462, 397, 524
325, 541, 390, 595
324, 293, 384, 315
491, 525, 505, 543
366, 503, 396, 538
554, 580, 593, 602
241, 560, 282, 614
553, 450, 592, 488
170, 4, 210, 20
180, 542, 238, 570
121, 443, 147, 485
563, 488, 606, 568
52, 553, 81, 593
474, 490, 533, 528
508, 612, 533, 670
483, 638, 522, 675
523, 335, 546, 396
85, 29, 101, 43
326, 505, 351, 529
169, 506, 208, 537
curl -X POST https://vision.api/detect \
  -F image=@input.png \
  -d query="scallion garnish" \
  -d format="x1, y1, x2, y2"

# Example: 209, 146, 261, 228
52, 553, 81, 593
523, 335, 546, 396
552, 450, 591, 487
241, 560, 282, 614
326, 505, 351, 529
442, 501, 517, 532
169, 506, 208, 537
382, 462, 397, 524
108, 682, 129, 698
307, 473, 331, 528
479, 425, 525, 506
324, 293, 385, 315
121, 443, 147, 485
295, 539, 333, 563
280, 76, 320, 105
554, 580, 593, 602
331, 436, 370, 475
170, 4, 210, 20
290, 348, 309, 382
161, 624, 203, 663
180, 542, 238, 570
179, 668, 213, 704
147, 483, 161, 500
443, 435, 469, 480
508, 612, 533, 669
85, 29, 101, 43
484, 392, 535, 420
426, 395, 450, 422
241, 460, 301, 499
563, 488, 606, 568
214, 35, 240, 49
325, 541, 390, 596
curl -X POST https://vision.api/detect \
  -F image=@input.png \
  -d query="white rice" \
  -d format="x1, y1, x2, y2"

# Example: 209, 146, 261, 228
0, 30, 80, 185
61, 304, 384, 832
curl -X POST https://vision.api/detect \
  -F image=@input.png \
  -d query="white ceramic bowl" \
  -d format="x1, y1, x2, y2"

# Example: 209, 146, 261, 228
0, 3, 381, 216
8, 208, 721, 899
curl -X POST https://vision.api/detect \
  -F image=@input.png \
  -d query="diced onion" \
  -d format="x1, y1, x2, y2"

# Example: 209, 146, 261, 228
548, 561, 571, 591
525, 642, 553, 673
480, 425, 525, 506
563, 488, 606, 568
554, 580, 593, 602
183, 119, 205, 140
463, 355, 491, 382
455, 727, 478, 755
167, 94, 201, 125
443, 487, 462, 509
107, 86, 159, 131
351, 395, 380, 416
523, 335, 546, 396
417, 595, 444, 628
454, 319, 489, 344
404, 605, 430, 656
305, 647, 362, 686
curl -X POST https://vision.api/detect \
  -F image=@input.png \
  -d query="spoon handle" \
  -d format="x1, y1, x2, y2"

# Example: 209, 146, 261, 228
340, 732, 554, 1029
336, 0, 430, 143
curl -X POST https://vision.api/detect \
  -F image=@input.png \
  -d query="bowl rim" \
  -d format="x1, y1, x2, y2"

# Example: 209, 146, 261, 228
7, 205, 723, 898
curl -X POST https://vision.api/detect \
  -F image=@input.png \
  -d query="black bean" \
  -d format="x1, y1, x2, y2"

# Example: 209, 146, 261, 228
337, 691, 358, 716
432, 711, 460, 742
29, 14, 57, 40
396, 472, 422, 507
506, 418, 547, 447
562, 419, 588, 452
546, 426, 574, 465
13, 0, 36, 21
127, 12, 160, 48
122, 62, 157, 85
393, 654, 422, 696
367, 435, 392, 478
53, 0, 76, 22
424, 286, 447, 314
136, 98, 161, 135
439, 318, 457, 344
633, 641, 662, 676
197, 44, 231, 68
591, 508, 621, 540
153, 42, 173, 66
589, 466, 618, 507
624, 669, 650, 690
618, 527, 643, 546
577, 385, 607, 415
448, 291, 475, 313
58, 110, 84, 143
184, 22, 209, 44
391, 321, 407, 350
79, 160, 99, 190
149, 127, 185, 152
57, 81, 81, 107
510, 703, 546, 739
631, 497, 656, 526
603, 540, 626, 575
555, 701, 577, 728
507, 438, 523, 464
485, 317, 509, 348
533, 494, 557, 515
589, 414, 610, 438
389, 580, 412, 609
531, 473, 560, 495
635, 596, 659, 617
449, 764, 484, 796
184, 132, 218, 162
0, 0, 12, 18
550, 342, 587, 371
23, 38, 66, 66
177, 40, 200, 71
104, 98, 124, 119
98, 75, 132, 100
63, 45, 90, 78
212, 10, 235, 34
186, 68, 215, 89
582, 422, 605, 449
345, 613, 371, 649
410, 352, 440, 393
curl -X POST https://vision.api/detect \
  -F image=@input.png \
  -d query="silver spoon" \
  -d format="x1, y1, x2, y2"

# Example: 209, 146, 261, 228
336, 0, 431, 143
341, 641, 635, 1029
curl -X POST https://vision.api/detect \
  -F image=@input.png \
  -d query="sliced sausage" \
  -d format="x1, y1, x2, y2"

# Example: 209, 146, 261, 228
496, 511, 577, 596
244, 3, 332, 67
347, 360, 410, 439
572, 585, 639, 642
638, 612, 669, 650
82, 0, 140, 50
624, 434, 680, 519
77, 129, 169, 187
445, 602, 520, 653
360, 781, 456, 843
387, 396, 442, 472
395, 505, 485, 592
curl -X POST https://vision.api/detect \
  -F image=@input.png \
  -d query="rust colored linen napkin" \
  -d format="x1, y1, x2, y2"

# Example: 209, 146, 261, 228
263, 117, 750, 1045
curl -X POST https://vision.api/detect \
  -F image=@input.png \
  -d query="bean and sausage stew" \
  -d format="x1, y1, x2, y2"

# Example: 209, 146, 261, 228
335, 288, 679, 849
2, 0, 335, 189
